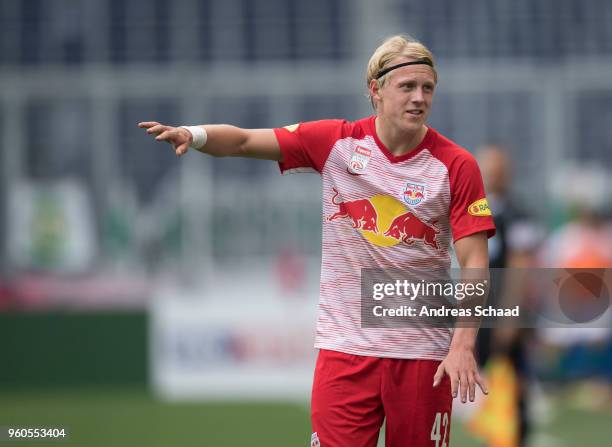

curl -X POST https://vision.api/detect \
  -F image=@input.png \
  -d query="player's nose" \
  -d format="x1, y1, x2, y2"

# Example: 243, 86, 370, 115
411, 88, 426, 104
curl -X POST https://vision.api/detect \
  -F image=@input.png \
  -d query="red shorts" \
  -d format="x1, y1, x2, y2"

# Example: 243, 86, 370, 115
310, 349, 452, 447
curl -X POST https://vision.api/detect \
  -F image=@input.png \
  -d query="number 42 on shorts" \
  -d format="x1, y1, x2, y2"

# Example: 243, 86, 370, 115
430, 412, 449, 447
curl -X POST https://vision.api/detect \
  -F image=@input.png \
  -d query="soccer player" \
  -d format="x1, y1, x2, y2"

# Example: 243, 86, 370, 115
139, 35, 495, 447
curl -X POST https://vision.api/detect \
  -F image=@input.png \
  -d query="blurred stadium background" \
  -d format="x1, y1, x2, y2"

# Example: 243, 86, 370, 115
1, 0, 611, 446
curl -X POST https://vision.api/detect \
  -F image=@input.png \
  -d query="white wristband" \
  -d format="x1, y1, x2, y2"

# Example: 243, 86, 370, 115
180, 126, 208, 149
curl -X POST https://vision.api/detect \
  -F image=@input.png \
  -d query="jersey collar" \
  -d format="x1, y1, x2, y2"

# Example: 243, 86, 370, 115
368, 115, 435, 164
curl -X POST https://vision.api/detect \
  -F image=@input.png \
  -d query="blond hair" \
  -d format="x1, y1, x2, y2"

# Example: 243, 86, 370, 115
366, 35, 437, 107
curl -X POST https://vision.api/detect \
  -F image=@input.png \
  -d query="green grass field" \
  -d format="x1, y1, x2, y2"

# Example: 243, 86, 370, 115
1, 387, 610, 446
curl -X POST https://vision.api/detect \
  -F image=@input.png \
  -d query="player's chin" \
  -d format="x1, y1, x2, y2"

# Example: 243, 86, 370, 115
401, 117, 424, 132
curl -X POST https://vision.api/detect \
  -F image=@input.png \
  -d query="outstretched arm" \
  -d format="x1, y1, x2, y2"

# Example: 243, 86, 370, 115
138, 122, 282, 161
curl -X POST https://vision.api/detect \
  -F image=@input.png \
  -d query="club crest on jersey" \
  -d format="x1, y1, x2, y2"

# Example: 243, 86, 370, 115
348, 145, 372, 175
311, 432, 320, 447
403, 181, 426, 206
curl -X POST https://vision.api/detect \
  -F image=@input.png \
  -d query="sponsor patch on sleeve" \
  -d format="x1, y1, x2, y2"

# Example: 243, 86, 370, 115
283, 123, 299, 132
468, 198, 492, 216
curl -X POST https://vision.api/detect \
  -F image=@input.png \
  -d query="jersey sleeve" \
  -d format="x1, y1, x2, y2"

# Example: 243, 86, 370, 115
449, 152, 497, 242
273, 119, 345, 174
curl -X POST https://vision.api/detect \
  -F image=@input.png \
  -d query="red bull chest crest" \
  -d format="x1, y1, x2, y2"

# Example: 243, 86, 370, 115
403, 181, 426, 206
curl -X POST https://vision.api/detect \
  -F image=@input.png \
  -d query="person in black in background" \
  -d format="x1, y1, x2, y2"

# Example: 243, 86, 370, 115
476, 145, 535, 447
477, 146, 523, 269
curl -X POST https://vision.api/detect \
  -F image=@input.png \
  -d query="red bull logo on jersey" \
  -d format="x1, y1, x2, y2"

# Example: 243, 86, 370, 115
327, 189, 440, 249
403, 181, 426, 206
384, 212, 440, 249
328, 187, 379, 233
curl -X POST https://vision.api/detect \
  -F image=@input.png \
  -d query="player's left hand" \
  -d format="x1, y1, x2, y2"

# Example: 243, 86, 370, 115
432, 346, 488, 403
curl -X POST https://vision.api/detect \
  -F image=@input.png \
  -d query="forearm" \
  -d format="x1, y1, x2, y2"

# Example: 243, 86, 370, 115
452, 232, 490, 351
195, 124, 250, 157
191, 125, 281, 161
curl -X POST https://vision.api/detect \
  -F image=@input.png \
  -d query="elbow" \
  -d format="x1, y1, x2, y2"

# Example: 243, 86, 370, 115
235, 141, 251, 157
462, 254, 489, 269
460, 256, 489, 271
235, 131, 254, 157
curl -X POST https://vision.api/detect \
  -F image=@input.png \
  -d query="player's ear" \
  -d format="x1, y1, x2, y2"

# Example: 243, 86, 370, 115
369, 79, 382, 109
369, 79, 381, 101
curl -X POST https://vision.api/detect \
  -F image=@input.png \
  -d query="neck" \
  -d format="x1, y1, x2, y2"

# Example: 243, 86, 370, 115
375, 116, 427, 156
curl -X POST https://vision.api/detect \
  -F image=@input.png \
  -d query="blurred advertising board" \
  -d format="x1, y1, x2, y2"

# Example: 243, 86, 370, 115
150, 287, 318, 401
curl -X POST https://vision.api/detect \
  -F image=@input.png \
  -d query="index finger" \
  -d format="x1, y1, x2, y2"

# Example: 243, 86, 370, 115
138, 121, 160, 128
475, 372, 488, 395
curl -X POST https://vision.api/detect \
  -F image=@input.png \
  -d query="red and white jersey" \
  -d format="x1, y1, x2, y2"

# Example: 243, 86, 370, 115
274, 116, 496, 360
